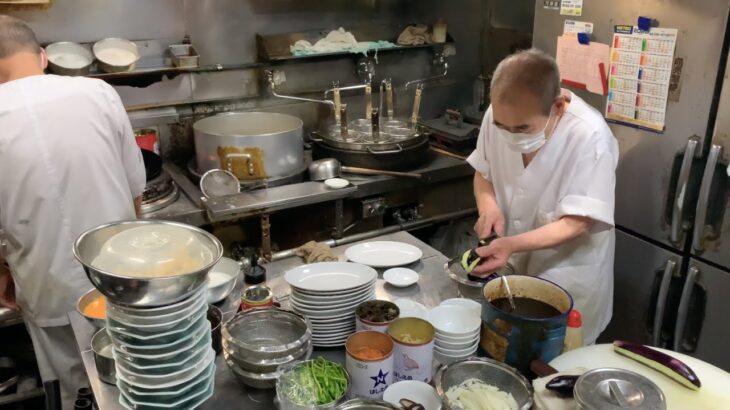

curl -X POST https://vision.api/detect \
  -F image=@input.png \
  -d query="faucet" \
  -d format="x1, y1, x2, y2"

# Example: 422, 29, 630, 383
405, 53, 449, 90
265, 70, 334, 108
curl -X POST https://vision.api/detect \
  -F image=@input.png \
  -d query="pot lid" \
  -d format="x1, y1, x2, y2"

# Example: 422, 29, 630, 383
575, 368, 666, 410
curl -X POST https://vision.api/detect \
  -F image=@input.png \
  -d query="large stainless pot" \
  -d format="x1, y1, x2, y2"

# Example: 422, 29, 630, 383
193, 112, 305, 181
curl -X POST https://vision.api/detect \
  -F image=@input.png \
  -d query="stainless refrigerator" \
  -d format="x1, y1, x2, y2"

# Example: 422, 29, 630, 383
532, 0, 730, 371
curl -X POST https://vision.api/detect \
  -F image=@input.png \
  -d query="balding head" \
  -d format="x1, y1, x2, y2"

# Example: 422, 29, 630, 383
0, 15, 40, 58
490, 48, 561, 115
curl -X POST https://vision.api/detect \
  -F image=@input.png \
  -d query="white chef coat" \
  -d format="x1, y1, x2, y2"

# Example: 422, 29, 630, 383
0, 74, 145, 327
467, 91, 617, 344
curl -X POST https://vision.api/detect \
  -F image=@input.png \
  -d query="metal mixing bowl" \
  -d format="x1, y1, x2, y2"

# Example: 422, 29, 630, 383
434, 357, 534, 410
222, 309, 311, 360
91, 328, 116, 385
76, 288, 106, 328
45, 41, 93, 76
73, 220, 223, 307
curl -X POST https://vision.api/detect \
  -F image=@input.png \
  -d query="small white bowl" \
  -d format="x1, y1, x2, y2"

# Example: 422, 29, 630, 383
383, 381, 442, 410
393, 299, 429, 320
435, 336, 478, 350
434, 339, 479, 356
440, 298, 482, 319
434, 350, 472, 366
428, 305, 481, 337
383, 267, 419, 288
324, 178, 349, 189
436, 330, 480, 344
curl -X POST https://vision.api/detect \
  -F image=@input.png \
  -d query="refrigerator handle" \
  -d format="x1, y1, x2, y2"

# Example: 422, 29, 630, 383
670, 137, 700, 245
674, 266, 700, 352
692, 144, 723, 253
652, 259, 676, 347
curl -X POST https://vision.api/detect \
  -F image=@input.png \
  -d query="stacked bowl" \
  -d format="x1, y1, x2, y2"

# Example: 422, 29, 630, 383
222, 309, 313, 389
73, 221, 223, 410
285, 262, 377, 347
427, 305, 482, 365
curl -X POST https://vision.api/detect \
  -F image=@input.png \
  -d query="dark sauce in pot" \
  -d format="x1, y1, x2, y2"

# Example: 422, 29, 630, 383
491, 297, 562, 319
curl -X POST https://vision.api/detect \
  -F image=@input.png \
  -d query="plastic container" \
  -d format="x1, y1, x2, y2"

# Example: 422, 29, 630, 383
345, 331, 394, 399
386, 318, 435, 383
562, 309, 583, 353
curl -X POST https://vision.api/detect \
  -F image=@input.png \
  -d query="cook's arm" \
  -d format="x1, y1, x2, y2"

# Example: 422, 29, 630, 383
0, 254, 17, 310
505, 215, 592, 252
473, 173, 506, 236
472, 215, 592, 275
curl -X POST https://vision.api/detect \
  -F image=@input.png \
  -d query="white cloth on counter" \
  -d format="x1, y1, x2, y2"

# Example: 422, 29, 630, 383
467, 91, 618, 344
532, 367, 587, 410
0, 74, 145, 327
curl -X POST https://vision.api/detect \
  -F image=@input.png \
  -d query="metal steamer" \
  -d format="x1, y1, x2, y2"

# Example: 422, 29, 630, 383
266, 63, 447, 171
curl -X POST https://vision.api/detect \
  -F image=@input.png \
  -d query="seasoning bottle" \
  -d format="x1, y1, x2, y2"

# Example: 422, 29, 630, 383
563, 309, 583, 352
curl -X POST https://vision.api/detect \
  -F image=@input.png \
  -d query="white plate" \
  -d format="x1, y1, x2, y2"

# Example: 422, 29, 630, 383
324, 177, 350, 189
285, 262, 377, 292
384, 268, 419, 288
393, 299, 429, 320
290, 288, 375, 307
291, 292, 375, 311
291, 278, 376, 297
345, 241, 423, 268
292, 303, 361, 318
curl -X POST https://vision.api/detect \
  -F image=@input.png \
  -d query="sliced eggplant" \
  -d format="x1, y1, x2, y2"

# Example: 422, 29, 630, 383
613, 340, 701, 390
545, 375, 579, 397
461, 248, 481, 273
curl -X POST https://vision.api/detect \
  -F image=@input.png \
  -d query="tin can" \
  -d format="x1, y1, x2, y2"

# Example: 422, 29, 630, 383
345, 331, 394, 400
387, 317, 435, 383
134, 128, 159, 154
355, 300, 400, 333
240, 285, 273, 311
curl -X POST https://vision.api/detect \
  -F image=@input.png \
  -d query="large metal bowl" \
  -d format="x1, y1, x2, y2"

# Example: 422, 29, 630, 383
73, 220, 223, 307
45, 41, 93, 76
434, 357, 534, 410
222, 309, 311, 360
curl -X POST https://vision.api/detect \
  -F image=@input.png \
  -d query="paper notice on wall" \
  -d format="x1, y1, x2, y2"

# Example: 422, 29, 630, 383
563, 20, 593, 34
605, 26, 678, 132
555, 35, 610, 95
560, 0, 583, 16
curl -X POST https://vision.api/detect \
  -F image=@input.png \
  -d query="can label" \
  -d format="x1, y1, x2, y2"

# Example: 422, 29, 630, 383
392, 340, 434, 383
240, 286, 273, 311
134, 128, 159, 154
346, 353, 394, 400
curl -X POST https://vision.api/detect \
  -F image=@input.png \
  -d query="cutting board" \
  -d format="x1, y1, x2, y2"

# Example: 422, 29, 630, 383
549, 344, 730, 410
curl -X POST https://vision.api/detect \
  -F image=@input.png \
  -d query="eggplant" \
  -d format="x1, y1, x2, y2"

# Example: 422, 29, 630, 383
613, 340, 701, 390
460, 248, 481, 273
545, 375, 579, 397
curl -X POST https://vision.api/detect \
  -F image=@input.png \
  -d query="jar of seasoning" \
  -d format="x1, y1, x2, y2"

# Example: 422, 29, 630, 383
240, 285, 273, 311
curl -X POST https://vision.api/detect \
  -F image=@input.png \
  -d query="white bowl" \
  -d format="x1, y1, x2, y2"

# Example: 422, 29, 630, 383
434, 350, 472, 366
439, 298, 482, 319
428, 306, 481, 337
393, 299, 429, 320
383, 267, 419, 288
435, 337, 479, 351
324, 178, 350, 189
383, 381, 442, 410
434, 340, 479, 356
435, 328, 480, 343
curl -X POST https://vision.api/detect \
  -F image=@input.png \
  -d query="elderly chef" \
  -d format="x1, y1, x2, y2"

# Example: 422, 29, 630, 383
0, 16, 145, 407
467, 48, 618, 344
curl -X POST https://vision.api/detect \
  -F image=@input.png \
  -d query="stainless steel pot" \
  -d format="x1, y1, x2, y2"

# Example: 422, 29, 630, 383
193, 112, 305, 181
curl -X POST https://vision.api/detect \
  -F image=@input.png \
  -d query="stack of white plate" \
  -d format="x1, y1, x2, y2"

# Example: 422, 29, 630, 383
105, 285, 216, 410
428, 305, 482, 365
285, 262, 377, 347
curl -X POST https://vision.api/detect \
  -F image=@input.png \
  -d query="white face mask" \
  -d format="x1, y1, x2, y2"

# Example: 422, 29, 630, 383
496, 109, 553, 153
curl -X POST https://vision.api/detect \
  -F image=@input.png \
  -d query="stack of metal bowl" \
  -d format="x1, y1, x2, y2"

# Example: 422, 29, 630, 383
222, 309, 312, 389
74, 220, 223, 410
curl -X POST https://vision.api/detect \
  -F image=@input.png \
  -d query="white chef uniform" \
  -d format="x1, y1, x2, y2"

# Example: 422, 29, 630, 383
467, 91, 617, 344
0, 74, 145, 406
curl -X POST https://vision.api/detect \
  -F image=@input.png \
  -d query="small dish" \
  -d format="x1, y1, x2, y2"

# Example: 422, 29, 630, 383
324, 177, 349, 189
383, 380, 442, 410
428, 305, 481, 337
384, 268, 419, 288
393, 299, 429, 320
439, 298, 482, 319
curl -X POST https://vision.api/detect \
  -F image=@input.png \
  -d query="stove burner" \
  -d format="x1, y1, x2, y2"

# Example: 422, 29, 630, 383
141, 170, 179, 214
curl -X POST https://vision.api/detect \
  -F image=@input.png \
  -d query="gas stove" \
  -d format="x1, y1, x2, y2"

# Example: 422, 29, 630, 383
140, 170, 179, 215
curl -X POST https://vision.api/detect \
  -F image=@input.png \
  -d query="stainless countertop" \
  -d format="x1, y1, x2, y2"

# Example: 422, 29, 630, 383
142, 153, 472, 226
69, 231, 459, 409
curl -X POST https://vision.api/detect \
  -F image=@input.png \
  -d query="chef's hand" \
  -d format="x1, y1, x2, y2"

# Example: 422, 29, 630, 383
474, 208, 505, 238
0, 266, 18, 311
470, 237, 514, 276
